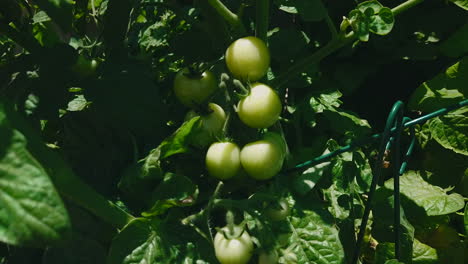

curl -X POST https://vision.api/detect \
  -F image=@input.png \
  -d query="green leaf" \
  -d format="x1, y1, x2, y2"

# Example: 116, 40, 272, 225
353, 150, 373, 192
107, 215, 214, 264
408, 57, 468, 112
322, 109, 372, 138
119, 118, 200, 207
159, 117, 201, 159
428, 108, 468, 156
118, 148, 164, 207
376, 239, 438, 264
67, 95, 89, 112
414, 137, 468, 190
372, 189, 415, 264
385, 171, 465, 216
308, 90, 361, 130
142, 173, 197, 217
375, 243, 397, 264
412, 238, 438, 264
35, 0, 73, 31
107, 218, 161, 264
349, 10, 370, 42
449, 0, 468, 10
293, 160, 331, 195
322, 151, 370, 222
287, 202, 346, 263
32, 17, 62, 47
356, 0, 383, 14
309, 89, 343, 113
369, 7, 394, 35
0, 103, 71, 247
440, 22, 468, 57
384, 260, 404, 264
348, 0, 394, 41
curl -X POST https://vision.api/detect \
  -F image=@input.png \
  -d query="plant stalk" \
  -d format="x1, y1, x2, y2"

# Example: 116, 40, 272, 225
271, 33, 354, 88
207, 0, 246, 34
255, 0, 269, 42
391, 0, 424, 16
271, 0, 426, 89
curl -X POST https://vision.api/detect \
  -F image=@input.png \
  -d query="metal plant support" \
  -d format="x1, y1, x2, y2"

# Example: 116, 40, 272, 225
286, 98, 468, 263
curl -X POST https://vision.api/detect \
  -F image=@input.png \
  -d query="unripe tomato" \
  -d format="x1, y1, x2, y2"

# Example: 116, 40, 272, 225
240, 137, 284, 180
237, 83, 282, 128
263, 132, 287, 159
173, 68, 217, 108
72, 55, 99, 77
214, 226, 254, 264
225, 36, 270, 81
265, 199, 290, 221
206, 142, 241, 180
186, 103, 226, 148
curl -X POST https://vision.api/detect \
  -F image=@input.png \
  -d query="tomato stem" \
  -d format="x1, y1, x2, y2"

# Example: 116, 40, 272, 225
181, 181, 224, 244
255, 0, 269, 42
207, 0, 246, 35
271, 0, 426, 89
324, 12, 338, 40
226, 210, 236, 236
391, 0, 425, 16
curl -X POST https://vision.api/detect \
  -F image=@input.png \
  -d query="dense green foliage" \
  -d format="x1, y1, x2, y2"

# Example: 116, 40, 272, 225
0, 0, 467, 263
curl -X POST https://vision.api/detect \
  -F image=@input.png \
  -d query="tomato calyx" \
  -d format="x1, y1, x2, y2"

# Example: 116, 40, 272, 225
217, 224, 247, 240
190, 102, 215, 116
218, 210, 248, 239
214, 220, 254, 264
183, 62, 213, 79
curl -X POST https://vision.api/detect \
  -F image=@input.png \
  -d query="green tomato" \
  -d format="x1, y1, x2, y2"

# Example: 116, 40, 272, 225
225, 36, 270, 81
173, 68, 217, 108
265, 199, 290, 221
214, 226, 254, 264
258, 250, 279, 264
237, 83, 282, 128
206, 142, 241, 180
263, 132, 287, 159
72, 55, 99, 77
240, 137, 284, 180
186, 103, 226, 148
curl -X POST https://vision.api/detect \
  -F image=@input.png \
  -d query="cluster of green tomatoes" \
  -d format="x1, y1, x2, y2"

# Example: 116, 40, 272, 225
173, 37, 288, 264
173, 36, 285, 181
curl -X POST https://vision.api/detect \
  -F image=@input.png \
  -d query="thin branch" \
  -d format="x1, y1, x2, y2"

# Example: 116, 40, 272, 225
207, 0, 246, 34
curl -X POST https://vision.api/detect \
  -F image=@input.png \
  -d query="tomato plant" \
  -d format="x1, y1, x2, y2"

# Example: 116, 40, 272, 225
173, 68, 217, 108
225, 36, 270, 82
206, 142, 241, 180
214, 225, 254, 264
0, 0, 467, 264
237, 83, 282, 128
